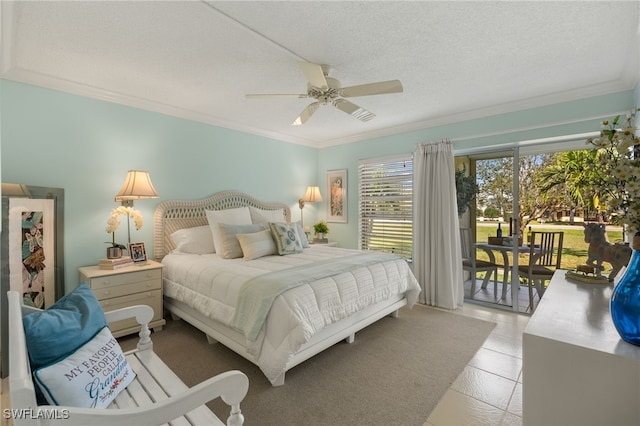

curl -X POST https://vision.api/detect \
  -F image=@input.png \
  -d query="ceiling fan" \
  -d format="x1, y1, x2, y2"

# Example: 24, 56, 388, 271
245, 62, 403, 126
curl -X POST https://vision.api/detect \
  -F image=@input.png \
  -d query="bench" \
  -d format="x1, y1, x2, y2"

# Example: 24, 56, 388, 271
7, 290, 249, 426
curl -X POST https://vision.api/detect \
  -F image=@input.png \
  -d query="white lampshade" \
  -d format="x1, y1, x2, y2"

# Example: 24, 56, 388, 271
301, 186, 323, 203
299, 186, 322, 227
114, 170, 158, 201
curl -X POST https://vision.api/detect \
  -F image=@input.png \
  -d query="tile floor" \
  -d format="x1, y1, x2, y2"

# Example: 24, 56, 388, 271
424, 300, 529, 426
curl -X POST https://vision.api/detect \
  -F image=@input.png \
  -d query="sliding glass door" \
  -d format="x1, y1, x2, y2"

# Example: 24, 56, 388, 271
459, 148, 523, 312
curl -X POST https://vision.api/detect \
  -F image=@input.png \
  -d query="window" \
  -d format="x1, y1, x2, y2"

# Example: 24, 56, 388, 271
358, 154, 413, 259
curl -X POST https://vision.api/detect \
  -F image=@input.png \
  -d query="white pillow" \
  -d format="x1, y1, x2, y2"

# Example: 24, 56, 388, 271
249, 207, 285, 224
236, 229, 277, 260
34, 327, 135, 408
217, 223, 267, 259
205, 207, 252, 254
170, 225, 215, 254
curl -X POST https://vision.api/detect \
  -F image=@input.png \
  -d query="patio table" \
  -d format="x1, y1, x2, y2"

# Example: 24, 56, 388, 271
475, 242, 532, 299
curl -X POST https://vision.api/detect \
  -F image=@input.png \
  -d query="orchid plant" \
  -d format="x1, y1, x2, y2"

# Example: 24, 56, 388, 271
587, 109, 640, 234
106, 206, 144, 248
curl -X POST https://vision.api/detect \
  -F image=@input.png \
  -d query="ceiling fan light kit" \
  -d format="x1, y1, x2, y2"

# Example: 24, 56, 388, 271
246, 61, 402, 126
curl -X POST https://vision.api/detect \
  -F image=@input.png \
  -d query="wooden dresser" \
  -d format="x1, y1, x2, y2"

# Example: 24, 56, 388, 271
79, 260, 165, 337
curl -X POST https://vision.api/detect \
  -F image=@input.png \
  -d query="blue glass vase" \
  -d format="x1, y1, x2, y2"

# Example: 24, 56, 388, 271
610, 235, 640, 346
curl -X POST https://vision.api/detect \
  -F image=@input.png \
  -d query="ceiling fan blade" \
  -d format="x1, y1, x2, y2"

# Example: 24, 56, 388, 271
339, 80, 403, 97
298, 62, 328, 89
246, 93, 308, 99
292, 102, 321, 126
332, 99, 375, 122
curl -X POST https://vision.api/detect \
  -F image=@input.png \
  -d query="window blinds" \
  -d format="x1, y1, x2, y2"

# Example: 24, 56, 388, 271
358, 154, 413, 260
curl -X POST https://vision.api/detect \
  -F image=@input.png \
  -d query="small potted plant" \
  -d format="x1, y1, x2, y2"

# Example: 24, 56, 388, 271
313, 221, 329, 243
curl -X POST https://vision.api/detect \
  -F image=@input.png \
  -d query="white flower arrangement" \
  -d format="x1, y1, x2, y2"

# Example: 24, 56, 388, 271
587, 110, 640, 234
106, 206, 144, 247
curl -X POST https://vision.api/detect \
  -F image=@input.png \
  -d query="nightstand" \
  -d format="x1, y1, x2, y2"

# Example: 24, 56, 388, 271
311, 241, 338, 247
79, 260, 166, 337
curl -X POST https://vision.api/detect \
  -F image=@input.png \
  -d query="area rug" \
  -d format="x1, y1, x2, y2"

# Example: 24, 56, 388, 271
119, 304, 495, 426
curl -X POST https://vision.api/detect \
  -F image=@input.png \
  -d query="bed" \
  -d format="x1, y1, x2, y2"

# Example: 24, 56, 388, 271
153, 191, 420, 386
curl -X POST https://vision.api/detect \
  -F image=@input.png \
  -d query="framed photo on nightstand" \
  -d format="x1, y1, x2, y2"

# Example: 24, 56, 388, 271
129, 242, 147, 263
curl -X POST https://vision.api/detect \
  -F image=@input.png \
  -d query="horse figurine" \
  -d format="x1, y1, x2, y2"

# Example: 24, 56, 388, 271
583, 222, 632, 281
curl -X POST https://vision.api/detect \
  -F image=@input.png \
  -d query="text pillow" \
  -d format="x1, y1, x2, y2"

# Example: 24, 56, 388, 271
205, 207, 252, 255
269, 222, 303, 255
170, 225, 214, 254
34, 326, 135, 408
23, 283, 107, 370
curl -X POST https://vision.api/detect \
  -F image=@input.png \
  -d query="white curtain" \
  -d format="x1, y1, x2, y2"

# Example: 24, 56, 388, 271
413, 140, 463, 309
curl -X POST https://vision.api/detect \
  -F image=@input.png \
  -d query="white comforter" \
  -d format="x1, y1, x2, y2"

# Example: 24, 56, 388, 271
162, 245, 420, 384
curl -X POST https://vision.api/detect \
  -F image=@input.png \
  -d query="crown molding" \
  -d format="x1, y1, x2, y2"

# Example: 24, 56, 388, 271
2, 0, 638, 150
3, 64, 635, 151
317, 78, 637, 148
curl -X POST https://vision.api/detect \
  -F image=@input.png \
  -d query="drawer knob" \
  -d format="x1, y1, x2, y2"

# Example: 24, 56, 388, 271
104, 290, 110, 295
103, 280, 110, 285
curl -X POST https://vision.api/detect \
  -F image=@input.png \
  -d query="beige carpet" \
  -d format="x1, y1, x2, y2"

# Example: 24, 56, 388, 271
119, 304, 495, 426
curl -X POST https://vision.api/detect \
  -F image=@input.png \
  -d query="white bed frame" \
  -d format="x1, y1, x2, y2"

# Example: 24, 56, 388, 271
153, 190, 407, 386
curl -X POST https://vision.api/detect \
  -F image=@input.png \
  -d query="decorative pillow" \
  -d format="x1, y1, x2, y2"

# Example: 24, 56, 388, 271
205, 207, 252, 254
236, 229, 278, 260
170, 225, 215, 254
23, 283, 107, 370
295, 221, 310, 248
269, 222, 303, 255
217, 223, 267, 259
34, 326, 135, 408
249, 207, 285, 224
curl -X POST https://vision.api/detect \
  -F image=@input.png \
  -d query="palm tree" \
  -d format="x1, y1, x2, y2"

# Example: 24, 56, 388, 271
537, 149, 602, 221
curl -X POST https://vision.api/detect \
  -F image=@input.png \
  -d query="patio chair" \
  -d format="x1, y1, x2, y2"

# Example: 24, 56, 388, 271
460, 227, 499, 299
518, 231, 564, 310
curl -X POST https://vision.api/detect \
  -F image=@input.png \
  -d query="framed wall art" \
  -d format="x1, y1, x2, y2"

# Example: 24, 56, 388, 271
326, 169, 347, 223
1, 184, 64, 377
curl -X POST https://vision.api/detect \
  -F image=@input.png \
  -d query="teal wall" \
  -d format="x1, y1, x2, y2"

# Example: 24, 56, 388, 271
1, 78, 637, 292
317, 90, 636, 248
0, 80, 317, 292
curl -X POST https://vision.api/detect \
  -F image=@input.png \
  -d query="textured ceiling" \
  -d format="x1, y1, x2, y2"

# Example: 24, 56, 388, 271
2, 1, 639, 148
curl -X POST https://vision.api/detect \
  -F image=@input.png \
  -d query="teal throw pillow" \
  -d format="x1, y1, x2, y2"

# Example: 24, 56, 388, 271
22, 283, 107, 370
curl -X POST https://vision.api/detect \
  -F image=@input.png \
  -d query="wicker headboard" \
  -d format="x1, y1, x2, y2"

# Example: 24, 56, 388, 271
153, 190, 291, 260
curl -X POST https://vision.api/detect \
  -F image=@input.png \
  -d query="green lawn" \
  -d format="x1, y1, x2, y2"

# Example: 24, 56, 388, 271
366, 219, 627, 276
475, 222, 625, 273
